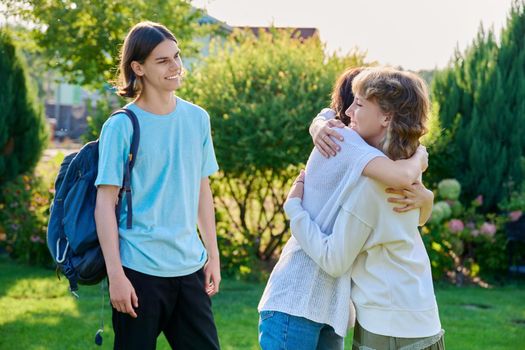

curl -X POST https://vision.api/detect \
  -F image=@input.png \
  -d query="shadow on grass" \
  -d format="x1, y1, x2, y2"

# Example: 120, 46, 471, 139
0, 254, 265, 350
4, 253, 523, 350
0, 255, 56, 296
0, 254, 112, 349
0, 308, 113, 350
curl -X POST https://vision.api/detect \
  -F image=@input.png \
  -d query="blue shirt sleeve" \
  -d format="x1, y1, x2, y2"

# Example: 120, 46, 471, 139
201, 112, 219, 178
95, 115, 131, 187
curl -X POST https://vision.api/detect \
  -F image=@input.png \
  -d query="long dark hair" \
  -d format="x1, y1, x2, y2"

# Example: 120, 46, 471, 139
330, 67, 365, 125
116, 21, 178, 98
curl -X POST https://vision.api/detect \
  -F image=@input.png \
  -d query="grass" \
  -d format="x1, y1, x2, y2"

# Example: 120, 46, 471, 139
0, 255, 524, 349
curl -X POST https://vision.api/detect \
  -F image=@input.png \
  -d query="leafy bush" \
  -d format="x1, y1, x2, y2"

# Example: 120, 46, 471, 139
181, 29, 366, 278
210, 167, 299, 280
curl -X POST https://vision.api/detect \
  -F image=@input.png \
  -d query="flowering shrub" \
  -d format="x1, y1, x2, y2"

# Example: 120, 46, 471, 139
429, 201, 452, 224
424, 179, 509, 284
0, 173, 53, 266
509, 210, 523, 222
448, 219, 464, 233
0, 152, 63, 266
437, 179, 461, 200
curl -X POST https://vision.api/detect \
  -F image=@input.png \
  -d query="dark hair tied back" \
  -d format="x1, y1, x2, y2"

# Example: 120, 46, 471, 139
116, 21, 178, 98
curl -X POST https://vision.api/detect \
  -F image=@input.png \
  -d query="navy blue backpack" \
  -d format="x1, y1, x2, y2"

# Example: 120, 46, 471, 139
47, 108, 140, 296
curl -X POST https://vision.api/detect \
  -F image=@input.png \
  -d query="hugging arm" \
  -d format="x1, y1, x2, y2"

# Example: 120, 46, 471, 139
309, 109, 346, 158
310, 109, 428, 188
283, 198, 372, 278
417, 186, 434, 225
386, 181, 434, 226
362, 146, 427, 189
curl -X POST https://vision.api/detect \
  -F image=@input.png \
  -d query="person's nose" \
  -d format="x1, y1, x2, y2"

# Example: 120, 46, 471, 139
345, 105, 354, 118
169, 58, 180, 71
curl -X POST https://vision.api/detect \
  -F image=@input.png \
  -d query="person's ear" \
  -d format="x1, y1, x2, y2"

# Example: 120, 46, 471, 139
380, 113, 392, 127
130, 61, 144, 77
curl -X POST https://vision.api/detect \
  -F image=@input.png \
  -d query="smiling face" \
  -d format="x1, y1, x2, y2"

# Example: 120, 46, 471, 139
131, 39, 183, 94
345, 93, 390, 148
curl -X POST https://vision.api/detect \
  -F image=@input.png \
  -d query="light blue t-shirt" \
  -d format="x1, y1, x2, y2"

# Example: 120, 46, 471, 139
95, 97, 219, 277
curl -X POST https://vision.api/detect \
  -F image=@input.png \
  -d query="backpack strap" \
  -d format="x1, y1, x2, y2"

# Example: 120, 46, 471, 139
111, 108, 140, 229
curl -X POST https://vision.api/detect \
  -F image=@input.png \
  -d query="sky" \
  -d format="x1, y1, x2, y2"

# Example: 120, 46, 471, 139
192, 0, 515, 71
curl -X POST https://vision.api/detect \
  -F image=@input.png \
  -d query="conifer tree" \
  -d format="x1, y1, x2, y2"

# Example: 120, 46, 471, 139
0, 29, 48, 185
429, 1, 525, 210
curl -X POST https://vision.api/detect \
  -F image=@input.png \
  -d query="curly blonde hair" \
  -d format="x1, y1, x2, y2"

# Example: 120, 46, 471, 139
352, 67, 429, 160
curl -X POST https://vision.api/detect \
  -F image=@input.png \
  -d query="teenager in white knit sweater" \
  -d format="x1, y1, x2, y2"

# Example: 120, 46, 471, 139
284, 68, 444, 349
258, 67, 436, 350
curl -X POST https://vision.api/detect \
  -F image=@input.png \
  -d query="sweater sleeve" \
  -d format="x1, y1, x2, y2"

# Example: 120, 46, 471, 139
312, 108, 336, 124
284, 198, 373, 278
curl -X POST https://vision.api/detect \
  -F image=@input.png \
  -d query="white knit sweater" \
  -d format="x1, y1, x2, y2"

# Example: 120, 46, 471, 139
258, 126, 385, 337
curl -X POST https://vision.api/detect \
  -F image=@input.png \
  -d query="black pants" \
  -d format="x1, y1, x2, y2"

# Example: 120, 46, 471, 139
112, 267, 220, 350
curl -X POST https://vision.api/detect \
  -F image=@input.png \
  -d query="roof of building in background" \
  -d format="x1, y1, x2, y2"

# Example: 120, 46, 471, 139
234, 26, 319, 40
199, 11, 319, 40
198, 13, 233, 33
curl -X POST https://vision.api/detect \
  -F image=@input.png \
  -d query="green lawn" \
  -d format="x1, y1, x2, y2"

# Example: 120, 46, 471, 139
0, 255, 524, 349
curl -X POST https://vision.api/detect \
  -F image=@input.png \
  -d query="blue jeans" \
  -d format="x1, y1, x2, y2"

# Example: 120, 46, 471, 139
259, 310, 344, 350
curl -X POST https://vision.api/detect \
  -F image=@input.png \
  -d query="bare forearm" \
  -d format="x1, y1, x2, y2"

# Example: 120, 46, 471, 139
364, 157, 421, 188
95, 191, 124, 278
198, 180, 219, 259
397, 157, 423, 184
419, 189, 434, 226
390, 158, 422, 186
364, 144, 428, 189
